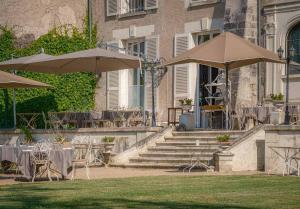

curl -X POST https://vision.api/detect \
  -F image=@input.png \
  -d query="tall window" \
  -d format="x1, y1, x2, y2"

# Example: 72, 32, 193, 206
197, 33, 220, 106
121, 0, 145, 15
127, 40, 145, 108
288, 23, 300, 74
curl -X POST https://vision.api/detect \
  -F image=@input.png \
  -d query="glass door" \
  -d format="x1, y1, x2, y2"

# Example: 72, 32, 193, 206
127, 40, 145, 109
197, 33, 222, 128
197, 34, 219, 106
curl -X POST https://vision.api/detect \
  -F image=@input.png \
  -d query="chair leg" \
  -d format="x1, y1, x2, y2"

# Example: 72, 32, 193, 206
86, 164, 90, 180
47, 164, 52, 182
32, 164, 36, 182
71, 164, 75, 180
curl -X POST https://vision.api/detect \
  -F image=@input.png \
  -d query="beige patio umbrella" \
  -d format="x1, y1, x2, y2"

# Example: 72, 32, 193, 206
0, 70, 51, 128
0, 52, 54, 72
17, 47, 141, 74
0, 70, 51, 88
165, 32, 284, 129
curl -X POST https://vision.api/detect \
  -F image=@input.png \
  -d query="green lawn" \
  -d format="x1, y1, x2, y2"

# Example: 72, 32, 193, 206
0, 175, 299, 209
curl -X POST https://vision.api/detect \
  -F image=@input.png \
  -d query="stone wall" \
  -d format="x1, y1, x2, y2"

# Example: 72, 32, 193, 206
214, 125, 265, 172
265, 125, 300, 175
224, 0, 258, 109
0, 0, 87, 47
0, 127, 159, 153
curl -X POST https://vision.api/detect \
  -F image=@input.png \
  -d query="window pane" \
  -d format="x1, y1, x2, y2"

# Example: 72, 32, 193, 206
288, 23, 300, 74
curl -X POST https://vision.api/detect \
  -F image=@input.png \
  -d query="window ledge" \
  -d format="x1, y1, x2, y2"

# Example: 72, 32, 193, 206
118, 11, 147, 18
189, 0, 220, 7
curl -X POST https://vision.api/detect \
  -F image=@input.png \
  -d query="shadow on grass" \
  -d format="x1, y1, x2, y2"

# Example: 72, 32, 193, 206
0, 184, 253, 209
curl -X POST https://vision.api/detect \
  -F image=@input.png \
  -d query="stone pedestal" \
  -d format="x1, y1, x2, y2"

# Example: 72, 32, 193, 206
270, 111, 284, 125
213, 151, 234, 172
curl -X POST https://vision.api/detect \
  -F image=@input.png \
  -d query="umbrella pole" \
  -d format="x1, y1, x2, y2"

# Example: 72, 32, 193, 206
225, 65, 229, 130
13, 88, 16, 129
195, 65, 200, 128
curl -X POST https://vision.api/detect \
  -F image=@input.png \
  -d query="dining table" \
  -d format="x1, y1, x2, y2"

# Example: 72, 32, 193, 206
0, 144, 73, 180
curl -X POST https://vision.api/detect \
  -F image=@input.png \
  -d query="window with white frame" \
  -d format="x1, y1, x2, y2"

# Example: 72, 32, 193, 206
107, 0, 158, 17
127, 39, 145, 108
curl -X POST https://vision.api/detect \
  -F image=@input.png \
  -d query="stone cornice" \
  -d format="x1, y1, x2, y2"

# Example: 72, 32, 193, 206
264, 1, 300, 15
265, 124, 300, 131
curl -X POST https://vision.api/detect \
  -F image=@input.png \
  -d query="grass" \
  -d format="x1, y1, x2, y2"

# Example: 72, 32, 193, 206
0, 175, 300, 209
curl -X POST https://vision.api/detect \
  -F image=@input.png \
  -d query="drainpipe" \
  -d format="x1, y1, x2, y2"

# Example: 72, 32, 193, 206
257, 0, 261, 105
88, 0, 93, 44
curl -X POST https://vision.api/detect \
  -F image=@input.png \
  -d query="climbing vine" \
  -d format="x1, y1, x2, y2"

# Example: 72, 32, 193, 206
0, 20, 98, 128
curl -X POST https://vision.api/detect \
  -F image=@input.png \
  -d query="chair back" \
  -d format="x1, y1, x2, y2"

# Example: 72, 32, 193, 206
31, 141, 51, 163
72, 143, 90, 161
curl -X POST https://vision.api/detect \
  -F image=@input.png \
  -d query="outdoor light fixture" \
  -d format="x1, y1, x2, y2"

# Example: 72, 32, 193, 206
277, 46, 284, 59
141, 55, 166, 127
277, 45, 296, 125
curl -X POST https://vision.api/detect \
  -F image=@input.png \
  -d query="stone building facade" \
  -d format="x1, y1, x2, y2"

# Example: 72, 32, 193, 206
93, 0, 259, 125
263, 0, 300, 104
93, 0, 300, 125
1, 0, 300, 126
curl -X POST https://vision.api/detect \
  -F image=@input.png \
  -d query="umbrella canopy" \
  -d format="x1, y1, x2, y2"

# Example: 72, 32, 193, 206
165, 32, 284, 70
0, 53, 54, 71
0, 70, 51, 88
18, 47, 141, 74
165, 31, 285, 130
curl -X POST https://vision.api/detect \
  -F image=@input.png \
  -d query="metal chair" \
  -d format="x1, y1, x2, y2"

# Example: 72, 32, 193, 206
89, 143, 106, 167
71, 143, 91, 180
31, 141, 53, 182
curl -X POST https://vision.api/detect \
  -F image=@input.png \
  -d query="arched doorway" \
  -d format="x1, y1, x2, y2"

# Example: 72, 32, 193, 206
288, 22, 300, 74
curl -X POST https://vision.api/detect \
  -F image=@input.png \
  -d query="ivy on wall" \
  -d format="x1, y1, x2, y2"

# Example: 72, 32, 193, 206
0, 22, 98, 128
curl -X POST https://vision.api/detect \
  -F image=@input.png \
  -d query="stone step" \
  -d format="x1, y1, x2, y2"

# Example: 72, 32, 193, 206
156, 142, 221, 146
139, 152, 214, 158
110, 162, 212, 169
172, 130, 244, 137
164, 136, 236, 142
129, 157, 212, 164
147, 146, 220, 153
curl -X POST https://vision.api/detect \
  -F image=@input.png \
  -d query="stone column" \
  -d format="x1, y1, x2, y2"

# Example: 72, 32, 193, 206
224, 0, 258, 109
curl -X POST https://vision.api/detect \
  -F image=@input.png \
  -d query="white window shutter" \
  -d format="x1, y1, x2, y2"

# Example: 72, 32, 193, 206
174, 34, 191, 105
107, 40, 120, 109
145, 0, 158, 10
145, 35, 159, 111
107, 0, 118, 16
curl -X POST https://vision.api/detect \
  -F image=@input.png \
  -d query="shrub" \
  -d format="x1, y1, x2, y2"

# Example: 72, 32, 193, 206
216, 134, 230, 143
20, 126, 34, 144
270, 93, 284, 101
102, 136, 115, 143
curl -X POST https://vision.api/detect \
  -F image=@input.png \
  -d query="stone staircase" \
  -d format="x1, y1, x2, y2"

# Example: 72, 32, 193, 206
113, 130, 245, 169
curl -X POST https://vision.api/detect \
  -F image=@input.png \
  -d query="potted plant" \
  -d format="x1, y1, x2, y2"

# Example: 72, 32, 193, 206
179, 98, 193, 112
216, 134, 231, 147
102, 136, 115, 165
21, 126, 34, 145
270, 93, 284, 109
102, 136, 115, 152
54, 134, 71, 147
